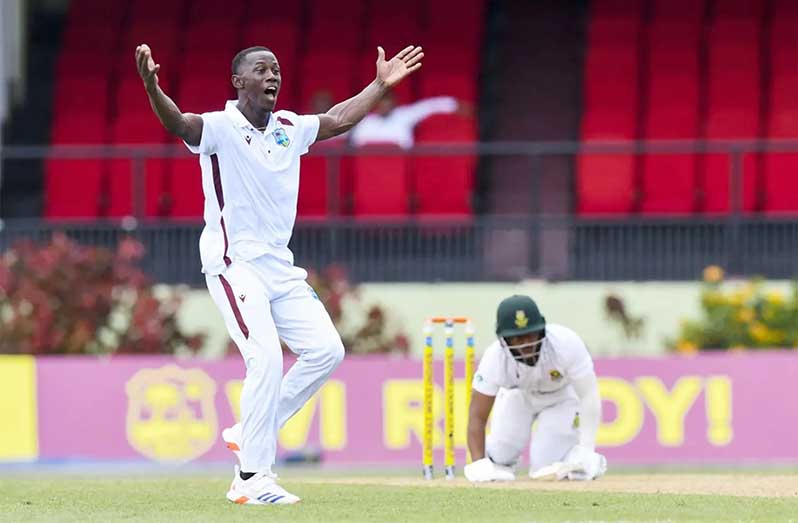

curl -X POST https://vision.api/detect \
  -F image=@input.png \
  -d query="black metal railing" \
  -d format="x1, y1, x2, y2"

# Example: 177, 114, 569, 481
4, 140, 798, 282
4, 215, 798, 283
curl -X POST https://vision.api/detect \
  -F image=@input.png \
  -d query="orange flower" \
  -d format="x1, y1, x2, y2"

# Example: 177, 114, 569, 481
703, 265, 724, 284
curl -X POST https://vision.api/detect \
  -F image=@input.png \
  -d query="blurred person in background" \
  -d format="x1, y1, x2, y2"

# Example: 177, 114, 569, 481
135, 42, 423, 506
464, 295, 607, 483
349, 91, 468, 148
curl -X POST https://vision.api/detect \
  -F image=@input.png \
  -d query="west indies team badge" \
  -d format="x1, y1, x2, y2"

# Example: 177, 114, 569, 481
272, 128, 290, 147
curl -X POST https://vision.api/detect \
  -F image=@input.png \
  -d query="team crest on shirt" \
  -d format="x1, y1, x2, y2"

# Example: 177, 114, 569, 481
515, 310, 529, 328
550, 369, 563, 381
272, 128, 291, 147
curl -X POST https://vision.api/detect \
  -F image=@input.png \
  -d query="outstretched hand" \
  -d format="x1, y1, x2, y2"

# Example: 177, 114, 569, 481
376, 45, 424, 87
135, 44, 160, 88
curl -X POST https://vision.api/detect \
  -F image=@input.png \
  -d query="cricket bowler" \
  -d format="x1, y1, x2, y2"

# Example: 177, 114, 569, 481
136, 42, 423, 504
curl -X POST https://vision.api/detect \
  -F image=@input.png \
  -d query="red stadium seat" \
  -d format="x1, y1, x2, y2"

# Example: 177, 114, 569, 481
576, 154, 637, 214
105, 115, 169, 217
111, 114, 167, 144
248, 1, 302, 23
52, 77, 109, 117
702, 154, 760, 214
366, 1, 423, 50
106, 159, 170, 218
306, 0, 365, 52
299, 53, 357, 113
583, 49, 638, 115
413, 114, 476, 216
62, 22, 117, 52
425, 0, 484, 44
187, 0, 245, 22
115, 77, 173, 118
702, 18, 762, 213
650, 0, 705, 19
713, 0, 765, 19
416, 43, 477, 74
56, 50, 114, 82
51, 114, 107, 144
639, 21, 701, 214
297, 155, 330, 217
590, 0, 644, 17
122, 22, 180, 58
773, 0, 798, 16
169, 158, 206, 218
764, 3, 798, 212
241, 22, 298, 62
67, 0, 125, 25
769, 76, 798, 136
351, 145, 410, 217
763, 154, 798, 213
44, 159, 104, 218
175, 76, 233, 114
578, 12, 641, 215
179, 51, 232, 79
128, 0, 184, 25
419, 72, 476, 103
184, 22, 238, 53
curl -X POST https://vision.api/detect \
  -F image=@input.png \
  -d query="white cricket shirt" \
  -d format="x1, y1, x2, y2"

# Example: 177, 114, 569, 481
184, 101, 320, 275
472, 323, 595, 397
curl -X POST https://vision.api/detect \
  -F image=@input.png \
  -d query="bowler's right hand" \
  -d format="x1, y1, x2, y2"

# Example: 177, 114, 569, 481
135, 44, 160, 88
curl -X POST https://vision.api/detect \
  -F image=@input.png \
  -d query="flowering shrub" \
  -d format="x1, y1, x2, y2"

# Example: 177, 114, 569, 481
308, 265, 409, 355
672, 265, 798, 353
0, 234, 204, 355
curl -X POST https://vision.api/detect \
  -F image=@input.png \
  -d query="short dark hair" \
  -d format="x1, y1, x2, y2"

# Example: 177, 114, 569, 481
232, 46, 273, 74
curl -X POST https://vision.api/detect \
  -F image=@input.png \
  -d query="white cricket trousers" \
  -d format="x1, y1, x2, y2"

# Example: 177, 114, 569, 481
206, 253, 345, 473
486, 388, 580, 474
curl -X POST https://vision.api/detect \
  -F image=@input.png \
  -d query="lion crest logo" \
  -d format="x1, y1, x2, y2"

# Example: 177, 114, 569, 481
126, 365, 217, 463
514, 310, 529, 328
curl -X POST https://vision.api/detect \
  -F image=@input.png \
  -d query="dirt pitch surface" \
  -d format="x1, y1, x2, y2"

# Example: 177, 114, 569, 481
304, 473, 798, 498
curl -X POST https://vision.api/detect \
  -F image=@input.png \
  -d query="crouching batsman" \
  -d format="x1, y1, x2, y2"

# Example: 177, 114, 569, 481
464, 295, 607, 482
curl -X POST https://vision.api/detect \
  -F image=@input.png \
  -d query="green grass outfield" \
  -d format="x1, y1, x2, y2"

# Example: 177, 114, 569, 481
2, 472, 798, 523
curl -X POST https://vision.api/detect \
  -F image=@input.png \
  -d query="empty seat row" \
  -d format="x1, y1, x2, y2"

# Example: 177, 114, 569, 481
45, 114, 475, 219
578, 0, 798, 215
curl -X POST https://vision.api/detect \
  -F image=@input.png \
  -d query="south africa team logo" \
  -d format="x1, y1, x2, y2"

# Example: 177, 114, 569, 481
272, 128, 291, 147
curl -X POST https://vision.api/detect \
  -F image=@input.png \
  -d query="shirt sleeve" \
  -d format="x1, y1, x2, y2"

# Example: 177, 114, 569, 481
561, 330, 594, 381
395, 96, 458, 128
183, 113, 220, 155
472, 345, 503, 396
295, 114, 320, 155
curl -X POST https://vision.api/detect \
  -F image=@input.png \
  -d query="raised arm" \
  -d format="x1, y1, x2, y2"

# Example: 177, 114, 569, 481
135, 44, 203, 146
316, 45, 423, 141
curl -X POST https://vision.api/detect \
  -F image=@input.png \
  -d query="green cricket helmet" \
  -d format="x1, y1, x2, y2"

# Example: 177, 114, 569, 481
495, 295, 546, 366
